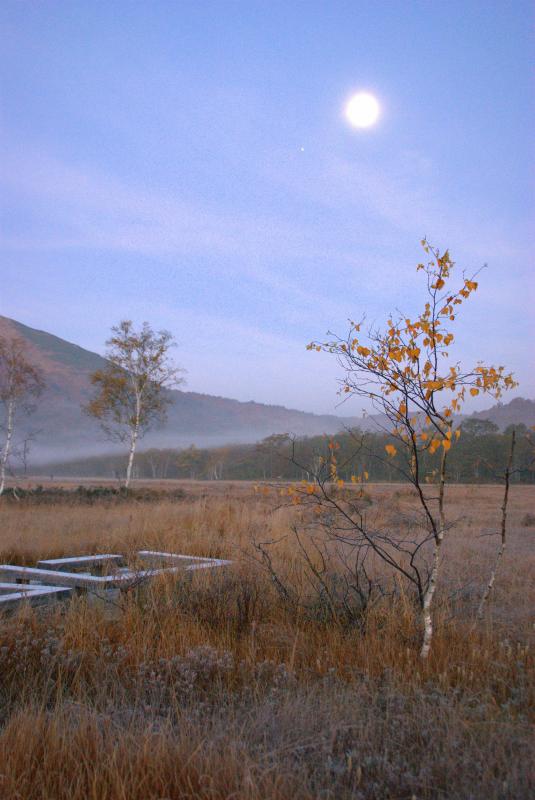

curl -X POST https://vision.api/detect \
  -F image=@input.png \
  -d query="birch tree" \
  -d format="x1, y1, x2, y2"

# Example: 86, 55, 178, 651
301, 241, 516, 658
0, 336, 44, 495
85, 321, 184, 488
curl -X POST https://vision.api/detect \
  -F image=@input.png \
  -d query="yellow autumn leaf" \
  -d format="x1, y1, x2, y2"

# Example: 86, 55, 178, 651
470, 388, 479, 397
385, 444, 397, 457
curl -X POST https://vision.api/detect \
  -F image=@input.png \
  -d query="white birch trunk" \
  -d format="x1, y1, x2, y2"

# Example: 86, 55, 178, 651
0, 399, 15, 496
420, 445, 447, 660
420, 531, 443, 659
124, 393, 141, 489
125, 424, 139, 489
476, 538, 505, 621
476, 431, 515, 621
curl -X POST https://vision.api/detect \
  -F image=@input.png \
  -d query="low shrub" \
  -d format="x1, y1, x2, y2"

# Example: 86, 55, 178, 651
0, 485, 186, 505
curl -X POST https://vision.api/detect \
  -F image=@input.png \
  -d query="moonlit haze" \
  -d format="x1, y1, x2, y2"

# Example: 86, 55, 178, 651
1, 1, 533, 416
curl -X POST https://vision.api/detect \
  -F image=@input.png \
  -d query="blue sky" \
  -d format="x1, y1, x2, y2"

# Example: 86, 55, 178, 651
1, 1, 533, 415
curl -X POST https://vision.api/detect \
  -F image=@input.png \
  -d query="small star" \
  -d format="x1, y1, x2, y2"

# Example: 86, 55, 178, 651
299, 146, 305, 152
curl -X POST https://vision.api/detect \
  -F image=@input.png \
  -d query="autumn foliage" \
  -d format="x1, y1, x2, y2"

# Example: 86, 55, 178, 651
308, 240, 516, 461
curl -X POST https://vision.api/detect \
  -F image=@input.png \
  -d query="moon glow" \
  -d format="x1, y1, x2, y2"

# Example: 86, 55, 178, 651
345, 92, 380, 128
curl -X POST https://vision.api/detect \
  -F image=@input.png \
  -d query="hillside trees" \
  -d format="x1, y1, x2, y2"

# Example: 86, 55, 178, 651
0, 336, 44, 495
296, 241, 517, 658
255, 434, 292, 479
85, 321, 184, 488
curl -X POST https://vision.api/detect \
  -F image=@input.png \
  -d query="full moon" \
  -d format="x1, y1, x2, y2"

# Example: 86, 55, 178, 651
345, 92, 380, 128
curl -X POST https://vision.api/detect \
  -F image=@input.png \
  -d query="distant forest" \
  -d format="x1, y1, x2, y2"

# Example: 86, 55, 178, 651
35, 420, 534, 484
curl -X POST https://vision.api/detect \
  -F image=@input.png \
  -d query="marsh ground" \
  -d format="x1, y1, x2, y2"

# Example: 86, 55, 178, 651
0, 482, 533, 799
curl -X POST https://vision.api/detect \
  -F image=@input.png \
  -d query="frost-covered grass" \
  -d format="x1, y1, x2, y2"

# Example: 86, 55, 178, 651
0, 483, 533, 799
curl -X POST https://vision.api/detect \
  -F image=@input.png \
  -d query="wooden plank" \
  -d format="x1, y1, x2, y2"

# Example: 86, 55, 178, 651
184, 560, 232, 571
138, 551, 231, 568
37, 554, 125, 571
0, 585, 73, 610
0, 564, 135, 589
138, 550, 212, 563
0, 583, 31, 593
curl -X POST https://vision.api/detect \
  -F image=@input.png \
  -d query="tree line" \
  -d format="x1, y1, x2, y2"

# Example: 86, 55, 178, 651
33, 422, 535, 484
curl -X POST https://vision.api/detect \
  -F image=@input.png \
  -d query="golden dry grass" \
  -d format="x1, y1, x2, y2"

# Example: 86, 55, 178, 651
0, 482, 533, 799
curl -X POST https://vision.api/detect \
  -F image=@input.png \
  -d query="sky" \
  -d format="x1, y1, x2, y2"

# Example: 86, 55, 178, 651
1, 0, 533, 416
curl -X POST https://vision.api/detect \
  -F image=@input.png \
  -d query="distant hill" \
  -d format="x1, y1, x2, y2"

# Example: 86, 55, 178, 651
0, 315, 532, 465
0, 316, 362, 463
468, 397, 535, 430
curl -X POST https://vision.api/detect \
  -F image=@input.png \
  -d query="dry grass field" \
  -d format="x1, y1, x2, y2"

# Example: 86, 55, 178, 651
0, 481, 533, 799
